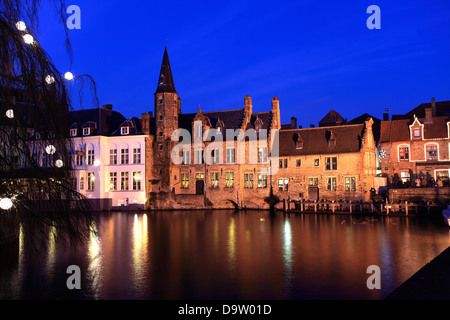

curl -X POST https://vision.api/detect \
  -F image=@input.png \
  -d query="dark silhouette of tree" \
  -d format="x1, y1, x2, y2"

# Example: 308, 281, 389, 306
0, 0, 98, 249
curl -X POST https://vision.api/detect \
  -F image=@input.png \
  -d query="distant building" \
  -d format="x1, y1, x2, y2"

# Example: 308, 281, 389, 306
379, 98, 450, 188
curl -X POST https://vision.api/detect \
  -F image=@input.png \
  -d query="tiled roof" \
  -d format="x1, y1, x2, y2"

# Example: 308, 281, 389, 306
68, 107, 127, 137
278, 124, 365, 156
318, 109, 346, 127
110, 117, 144, 136
380, 116, 450, 143
392, 100, 450, 120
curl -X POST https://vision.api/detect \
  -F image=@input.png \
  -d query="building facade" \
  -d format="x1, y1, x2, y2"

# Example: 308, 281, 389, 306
142, 48, 378, 210
69, 105, 148, 210
379, 98, 450, 188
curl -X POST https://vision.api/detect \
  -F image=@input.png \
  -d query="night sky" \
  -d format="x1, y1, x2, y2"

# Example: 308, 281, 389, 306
36, 0, 450, 127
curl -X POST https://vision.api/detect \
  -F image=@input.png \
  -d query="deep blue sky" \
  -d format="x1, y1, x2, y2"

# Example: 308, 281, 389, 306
36, 0, 450, 127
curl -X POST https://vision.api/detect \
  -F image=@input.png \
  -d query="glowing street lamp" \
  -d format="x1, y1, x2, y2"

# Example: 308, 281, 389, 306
0, 198, 13, 210
23, 34, 34, 44
45, 145, 56, 155
45, 75, 55, 84
64, 72, 74, 81
55, 159, 64, 168
15, 21, 26, 31
5, 109, 14, 119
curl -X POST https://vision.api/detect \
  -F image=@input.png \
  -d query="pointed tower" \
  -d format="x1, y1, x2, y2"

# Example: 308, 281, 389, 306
154, 47, 181, 142
152, 47, 182, 195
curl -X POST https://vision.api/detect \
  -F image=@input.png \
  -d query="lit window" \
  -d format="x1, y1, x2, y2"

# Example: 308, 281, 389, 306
210, 172, 219, 188
400, 171, 410, 183
225, 172, 234, 188
345, 177, 356, 191
181, 173, 189, 189
278, 179, 289, 191
132, 171, 141, 190
258, 173, 268, 188
413, 129, 421, 137
426, 145, 438, 161
399, 146, 409, 161
109, 172, 117, 191
314, 159, 320, 167
244, 173, 253, 188
87, 172, 95, 191
121, 127, 129, 135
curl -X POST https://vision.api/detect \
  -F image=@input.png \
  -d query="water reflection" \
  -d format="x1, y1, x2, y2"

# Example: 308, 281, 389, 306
1, 211, 449, 300
282, 218, 293, 297
87, 222, 102, 299
132, 213, 149, 294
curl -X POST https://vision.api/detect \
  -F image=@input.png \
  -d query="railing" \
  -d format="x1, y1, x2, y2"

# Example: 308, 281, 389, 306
286, 199, 442, 215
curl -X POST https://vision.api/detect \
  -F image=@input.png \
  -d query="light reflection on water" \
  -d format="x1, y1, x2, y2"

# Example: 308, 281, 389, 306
1, 211, 449, 300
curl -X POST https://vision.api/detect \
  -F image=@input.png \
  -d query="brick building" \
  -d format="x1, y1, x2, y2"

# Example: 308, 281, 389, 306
379, 98, 450, 188
142, 48, 378, 209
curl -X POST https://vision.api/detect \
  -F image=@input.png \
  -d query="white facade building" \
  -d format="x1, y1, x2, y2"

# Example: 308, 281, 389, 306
70, 106, 147, 210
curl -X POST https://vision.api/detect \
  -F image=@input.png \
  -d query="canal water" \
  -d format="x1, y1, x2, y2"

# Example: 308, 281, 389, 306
1, 210, 449, 300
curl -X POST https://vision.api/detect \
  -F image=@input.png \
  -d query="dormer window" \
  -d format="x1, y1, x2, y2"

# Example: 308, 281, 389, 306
83, 127, 90, 136
70, 129, 77, 137
329, 138, 336, 147
216, 118, 224, 134
410, 116, 423, 140
296, 140, 303, 149
328, 131, 336, 147
121, 127, 129, 135
255, 117, 263, 133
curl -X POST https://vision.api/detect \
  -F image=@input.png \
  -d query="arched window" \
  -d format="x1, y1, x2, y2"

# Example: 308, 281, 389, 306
121, 143, 129, 164
109, 143, 117, 165
86, 144, 95, 165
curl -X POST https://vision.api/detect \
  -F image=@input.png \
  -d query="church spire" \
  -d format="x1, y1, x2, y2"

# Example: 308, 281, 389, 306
155, 47, 176, 94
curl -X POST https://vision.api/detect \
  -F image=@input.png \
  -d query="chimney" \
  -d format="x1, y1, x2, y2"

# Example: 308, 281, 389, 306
310, 124, 315, 128
102, 104, 113, 110
142, 112, 150, 135
431, 97, 437, 117
244, 95, 252, 114
291, 117, 297, 129
425, 99, 434, 124
270, 97, 281, 130
383, 108, 389, 121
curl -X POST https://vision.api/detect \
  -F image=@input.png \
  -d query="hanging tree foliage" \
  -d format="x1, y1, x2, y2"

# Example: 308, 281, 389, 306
0, 0, 99, 249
